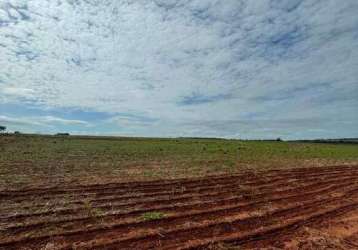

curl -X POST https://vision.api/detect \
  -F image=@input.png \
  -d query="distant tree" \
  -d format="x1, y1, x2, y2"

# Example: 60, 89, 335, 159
276, 137, 282, 142
56, 133, 70, 136
0, 125, 6, 133
14, 131, 21, 135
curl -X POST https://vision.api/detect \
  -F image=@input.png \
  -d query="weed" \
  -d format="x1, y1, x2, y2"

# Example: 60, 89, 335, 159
83, 199, 104, 219
143, 170, 155, 178
141, 212, 165, 221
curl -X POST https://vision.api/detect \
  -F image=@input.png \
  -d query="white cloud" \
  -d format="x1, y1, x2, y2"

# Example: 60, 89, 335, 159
1, 87, 35, 99
41, 116, 89, 126
0, 115, 43, 127
0, 115, 89, 129
0, 0, 357, 138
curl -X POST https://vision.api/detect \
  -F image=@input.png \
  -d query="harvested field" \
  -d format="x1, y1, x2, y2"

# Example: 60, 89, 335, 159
1, 165, 358, 249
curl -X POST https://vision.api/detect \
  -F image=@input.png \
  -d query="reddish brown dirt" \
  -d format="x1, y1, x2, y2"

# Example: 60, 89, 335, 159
0, 165, 357, 250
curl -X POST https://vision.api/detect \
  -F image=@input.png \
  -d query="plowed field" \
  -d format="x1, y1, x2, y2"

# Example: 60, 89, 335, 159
1, 165, 358, 249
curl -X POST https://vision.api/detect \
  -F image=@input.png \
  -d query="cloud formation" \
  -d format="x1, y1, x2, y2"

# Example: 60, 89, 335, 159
0, 0, 357, 139
0, 114, 89, 133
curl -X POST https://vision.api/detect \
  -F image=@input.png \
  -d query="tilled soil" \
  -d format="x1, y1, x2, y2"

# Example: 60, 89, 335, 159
0, 165, 357, 249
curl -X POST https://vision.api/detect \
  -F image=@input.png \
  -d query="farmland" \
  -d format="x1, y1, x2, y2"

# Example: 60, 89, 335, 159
1, 134, 358, 249
1, 134, 357, 190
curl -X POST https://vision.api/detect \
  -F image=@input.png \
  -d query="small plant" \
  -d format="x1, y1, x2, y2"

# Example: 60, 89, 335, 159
83, 199, 103, 219
143, 170, 155, 177
141, 212, 164, 221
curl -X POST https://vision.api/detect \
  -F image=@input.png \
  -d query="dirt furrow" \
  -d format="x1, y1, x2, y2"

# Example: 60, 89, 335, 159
177, 202, 358, 250
1, 181, 357, 249
70, 189, 358, 249
3, 170, 355, 223
1, 166, 355, 201
2, 175, 356, 235
2, 168, 357, 218
1, 166, 357, 250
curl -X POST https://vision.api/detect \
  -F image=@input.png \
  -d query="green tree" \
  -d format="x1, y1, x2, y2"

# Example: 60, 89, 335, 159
0, 125, 6, 132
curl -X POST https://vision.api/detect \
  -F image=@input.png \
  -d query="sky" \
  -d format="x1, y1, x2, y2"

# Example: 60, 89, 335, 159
0, 0, 357, 139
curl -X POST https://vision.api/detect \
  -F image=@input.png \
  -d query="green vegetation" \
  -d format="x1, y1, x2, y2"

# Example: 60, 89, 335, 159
141, 212, 165, 221
0, 134, 357, 189
82, 199, 104, 218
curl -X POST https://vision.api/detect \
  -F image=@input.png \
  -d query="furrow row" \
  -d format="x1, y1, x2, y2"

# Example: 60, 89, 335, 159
1, 166, 356, 200
2, 175, 356, 233
71, 189, 358, 249
1, 181, 357, 249
3, 171, 356, 223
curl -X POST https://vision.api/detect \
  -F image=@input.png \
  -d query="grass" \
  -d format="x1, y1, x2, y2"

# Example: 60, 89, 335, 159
141, 212, 165, 221
0, 134, 357, 189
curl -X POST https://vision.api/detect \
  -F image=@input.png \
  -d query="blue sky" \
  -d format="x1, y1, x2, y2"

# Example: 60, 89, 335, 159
0, 0, 357, 139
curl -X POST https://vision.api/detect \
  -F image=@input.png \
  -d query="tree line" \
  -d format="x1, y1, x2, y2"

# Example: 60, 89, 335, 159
0, 125, 6, 132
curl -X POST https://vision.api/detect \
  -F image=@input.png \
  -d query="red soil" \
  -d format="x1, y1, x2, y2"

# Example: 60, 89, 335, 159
0, 165, 357, 249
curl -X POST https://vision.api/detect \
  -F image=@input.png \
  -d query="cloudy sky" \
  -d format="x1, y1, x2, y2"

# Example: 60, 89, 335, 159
0, 0, 357, 139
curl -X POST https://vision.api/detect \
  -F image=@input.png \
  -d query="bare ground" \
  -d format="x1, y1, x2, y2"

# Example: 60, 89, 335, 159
0, 165, 357, 249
